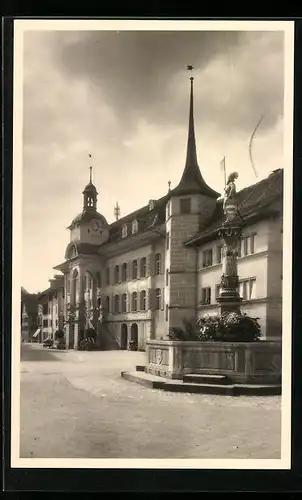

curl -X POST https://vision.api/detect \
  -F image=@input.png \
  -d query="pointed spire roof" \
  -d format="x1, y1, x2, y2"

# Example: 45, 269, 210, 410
171, 76, 219, 199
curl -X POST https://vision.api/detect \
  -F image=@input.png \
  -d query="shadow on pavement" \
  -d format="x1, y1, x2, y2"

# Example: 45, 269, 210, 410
21, 343, 63, 362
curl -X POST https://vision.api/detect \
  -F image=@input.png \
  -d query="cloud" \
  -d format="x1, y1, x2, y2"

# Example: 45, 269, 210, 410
21, 27, 285, 292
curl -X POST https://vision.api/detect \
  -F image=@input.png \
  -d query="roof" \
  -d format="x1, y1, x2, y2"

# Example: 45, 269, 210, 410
186, 168, 283, 246
107, 193, 169, 243
64, 240, 101, 259
68, 209, 108, 230
21, 293, 38, 315
83, 181, 98, 195
169, 77, 219, 199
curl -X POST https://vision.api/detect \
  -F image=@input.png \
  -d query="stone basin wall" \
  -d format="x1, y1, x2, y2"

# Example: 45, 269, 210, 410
145, 340, 282, 384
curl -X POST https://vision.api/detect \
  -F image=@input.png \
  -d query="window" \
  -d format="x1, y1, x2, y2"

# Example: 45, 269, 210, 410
122, 263, 127, 282
166, 269, 169, 286
140, 290, 146, 311
43, 303, 48, 315
114, 265, 120, 284
180, 198, 191, 214
96, 272, 101, 288
215, 284, 223, 300
202, 249, 213, 268
140, 257, 147, 278
132, 292, 138, 312
43, 319, 48, 327
250, 233, 255, 254
114, 294, 120, 313
217, 245, 223, 264
106, 267, 110, 286
105, 296, 110, 312
122, 224, 128, 238
201, 287, 211, 305
132, 260, 138, 279
155, 288, 161, 310
55, 319, 58, 327
166, 232, 170, 250
121, 293, 127, 313
239, 278, 256, 300
132, 220, 138, 234
243, 236, 249, 256
155, 253, 161, 275
237, 239, 242, 258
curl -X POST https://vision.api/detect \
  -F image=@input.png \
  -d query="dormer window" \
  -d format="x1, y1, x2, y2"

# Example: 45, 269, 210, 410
149, 199, 155, 211
122, 224, 128, 238
132, 220, 138, 234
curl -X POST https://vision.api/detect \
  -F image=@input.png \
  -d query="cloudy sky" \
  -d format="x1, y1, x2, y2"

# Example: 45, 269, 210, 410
20, 25, 286, 293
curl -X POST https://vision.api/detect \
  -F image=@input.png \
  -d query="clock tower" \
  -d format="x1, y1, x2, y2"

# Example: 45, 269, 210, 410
67, 168, 109, 246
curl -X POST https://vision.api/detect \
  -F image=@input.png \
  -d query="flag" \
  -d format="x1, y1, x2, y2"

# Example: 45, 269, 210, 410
220, 156, 226, 187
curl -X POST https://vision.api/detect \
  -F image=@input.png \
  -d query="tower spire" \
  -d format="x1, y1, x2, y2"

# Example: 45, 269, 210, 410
171, 67, 219, 199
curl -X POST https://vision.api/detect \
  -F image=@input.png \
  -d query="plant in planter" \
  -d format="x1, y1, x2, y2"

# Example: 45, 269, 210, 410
168, 317, 200, 341
222, 312, 261, 342
168, 313, 261, 342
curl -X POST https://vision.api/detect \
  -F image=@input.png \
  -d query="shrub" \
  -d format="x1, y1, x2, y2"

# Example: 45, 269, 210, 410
168, 313, 261, 342
54, 329, 65, 341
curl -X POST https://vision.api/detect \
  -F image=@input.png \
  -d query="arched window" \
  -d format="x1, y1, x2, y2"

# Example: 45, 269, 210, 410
114, 294, 120, 313
155, 288, 161, 310
132, 260, 138, 280
105, 296, 110, 312
140, 257, 147, 278
114, 265, 120, 284
132, 292, 138, 312
122, 224, 128, 238
140, 290, 146, 311
155, 253, 161, 275
122, 263, 127, 282
72, 269, 79, 304
121, 293, 127, 313
132, 220, 138, 234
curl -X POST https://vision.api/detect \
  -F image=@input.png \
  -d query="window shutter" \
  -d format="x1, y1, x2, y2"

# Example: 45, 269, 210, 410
160, 254, 164, 275
161, 288, 165, 310
128, 261, 132, 280
148, 288, 153, 311
148, 253, 155, 276
137, 259, 140, 279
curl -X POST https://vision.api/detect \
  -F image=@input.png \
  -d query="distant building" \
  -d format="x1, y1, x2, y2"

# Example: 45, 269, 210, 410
36, 275, 65, 342
21, 288, 39, 342
51, 77, 283, 350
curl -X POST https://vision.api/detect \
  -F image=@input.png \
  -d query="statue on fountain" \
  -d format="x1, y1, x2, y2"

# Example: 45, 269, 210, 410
218, 171, 242, 312
223, 171, 239, 222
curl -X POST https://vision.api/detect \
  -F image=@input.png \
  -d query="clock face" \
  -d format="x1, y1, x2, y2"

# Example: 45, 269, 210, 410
90, 220, 103, 233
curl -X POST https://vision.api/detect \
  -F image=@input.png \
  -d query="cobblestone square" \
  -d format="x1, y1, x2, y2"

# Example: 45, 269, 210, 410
19, 344, 281, 459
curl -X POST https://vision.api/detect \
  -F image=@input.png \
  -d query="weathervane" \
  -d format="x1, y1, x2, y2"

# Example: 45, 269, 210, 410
88, 154, 93, 183
186, 64, 194, 80
168, 180, 171, 192
114, 202, 121, 221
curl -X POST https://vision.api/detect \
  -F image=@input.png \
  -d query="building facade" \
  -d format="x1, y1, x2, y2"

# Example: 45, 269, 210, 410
21, 288, 39, 342
37, 275, 65, 342
51, 77, 283, 350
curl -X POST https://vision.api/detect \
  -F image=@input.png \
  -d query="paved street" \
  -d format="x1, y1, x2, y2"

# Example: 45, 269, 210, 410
20, 343, 281, 459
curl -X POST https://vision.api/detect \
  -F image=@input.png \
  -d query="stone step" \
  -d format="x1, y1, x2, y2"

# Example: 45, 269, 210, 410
121, 371, 165, 389
163, 381, 235, 395
121, 371, 281, 396
136, 365, 146, 372
183, 373, 229, 385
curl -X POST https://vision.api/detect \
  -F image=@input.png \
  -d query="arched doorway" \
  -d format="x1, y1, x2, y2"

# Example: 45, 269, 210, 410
130, 323, 138, 351
121, 323, 128, 350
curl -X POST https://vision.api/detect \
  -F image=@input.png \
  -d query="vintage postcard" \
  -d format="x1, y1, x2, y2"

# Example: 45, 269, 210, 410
11, 19, 294, 470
